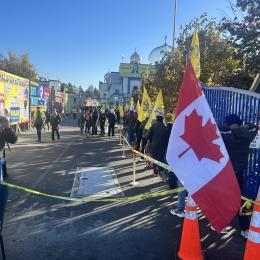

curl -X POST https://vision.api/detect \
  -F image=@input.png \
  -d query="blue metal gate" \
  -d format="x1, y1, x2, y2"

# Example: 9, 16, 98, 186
202, 84, 260, 200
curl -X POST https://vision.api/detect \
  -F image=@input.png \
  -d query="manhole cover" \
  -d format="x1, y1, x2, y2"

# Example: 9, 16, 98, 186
71, 167, 123, 198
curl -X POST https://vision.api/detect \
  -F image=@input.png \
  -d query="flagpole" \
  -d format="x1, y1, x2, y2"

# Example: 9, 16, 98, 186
172, 0, 177, 50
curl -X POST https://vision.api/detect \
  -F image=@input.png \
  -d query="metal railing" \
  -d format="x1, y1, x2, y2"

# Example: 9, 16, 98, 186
202, 84, 260, 199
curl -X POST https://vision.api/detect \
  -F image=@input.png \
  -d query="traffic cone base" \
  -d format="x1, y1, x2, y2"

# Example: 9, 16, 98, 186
244, 200, 260, 260
178, 196, 203, 260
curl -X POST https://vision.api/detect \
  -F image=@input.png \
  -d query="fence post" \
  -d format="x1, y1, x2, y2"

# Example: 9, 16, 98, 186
121, 136, 126, 159
130, 150, 139, 186
118, 124, 122, 146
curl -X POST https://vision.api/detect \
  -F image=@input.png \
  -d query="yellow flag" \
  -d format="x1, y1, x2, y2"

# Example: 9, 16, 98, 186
130, 97, 134, 110
190, 31, 200, 78
138, 87, 152, 122
145, 90, 164, 129
119, 104, 124, 118
125, 103, 129, 111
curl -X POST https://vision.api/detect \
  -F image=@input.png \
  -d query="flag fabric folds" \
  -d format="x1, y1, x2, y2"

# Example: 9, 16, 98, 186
119, 104, 124, 118
136, 101, 141, 114
138, 87, 152, 122
190, 31, 200, 78
145, 90, 164, 130
166, 62, 240, 232
130, 97, 134, 110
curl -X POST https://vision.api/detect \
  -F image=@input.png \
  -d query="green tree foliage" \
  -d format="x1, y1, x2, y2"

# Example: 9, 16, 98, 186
222, 0, 260, 85
0, 51, 37, 81
141, 13, 241, 113
84, 85, 100, 100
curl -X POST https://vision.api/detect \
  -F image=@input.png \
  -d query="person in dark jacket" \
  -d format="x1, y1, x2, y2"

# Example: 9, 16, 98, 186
138, 116, 149, 161
0, 117, 17, 150
135, 120, 142, 151
147, 115, 167, 175
115, 109, 120, 124
91, 109, 99, 135
33, 106, 45, 143
50, 109, 62, 142
0, 116, 17, 179
107, 110, 116, 137
219, 114, 258, 238
158, 122, 173, 164
125, 110, 137, 145
99, 111, 106, 135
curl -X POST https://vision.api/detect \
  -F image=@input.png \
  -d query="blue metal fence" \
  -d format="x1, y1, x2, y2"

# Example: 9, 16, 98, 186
202, 84, 260, 200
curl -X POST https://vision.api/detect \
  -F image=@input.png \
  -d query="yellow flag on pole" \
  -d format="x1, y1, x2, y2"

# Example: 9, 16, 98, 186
119, 104, 124, 118
190, 31, 200, 78
145, 90, 164, 129
130, 97, 134, 110
138, 87, 152, 122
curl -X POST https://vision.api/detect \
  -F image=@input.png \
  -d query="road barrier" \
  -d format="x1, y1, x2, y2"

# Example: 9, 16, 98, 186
202, 84, 260, 200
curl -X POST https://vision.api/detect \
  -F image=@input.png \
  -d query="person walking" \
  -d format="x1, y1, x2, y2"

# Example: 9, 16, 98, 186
33, 106, 45, 143
50, 109, 62, 142
108, 109, 116, 137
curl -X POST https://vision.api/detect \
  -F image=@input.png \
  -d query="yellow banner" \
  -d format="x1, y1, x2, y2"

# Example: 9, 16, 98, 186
0, 70, 29, 124
145, 90, 164, 129
119, 63, 152, 77
138, 87, 152, 122
190, 31, 200, 78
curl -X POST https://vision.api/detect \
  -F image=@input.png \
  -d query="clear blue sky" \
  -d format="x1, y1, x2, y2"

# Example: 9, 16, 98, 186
0, 0, 233, 89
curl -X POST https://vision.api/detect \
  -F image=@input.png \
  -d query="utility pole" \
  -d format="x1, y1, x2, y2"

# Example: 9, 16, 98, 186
173, 0, 177, 50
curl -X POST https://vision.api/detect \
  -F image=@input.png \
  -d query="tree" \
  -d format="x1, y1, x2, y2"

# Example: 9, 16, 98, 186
141, 13, 241, 113
0, 51, 37, 81
93, 88, 100, 100
78, 85, 84, 97
222, 0, 260, 86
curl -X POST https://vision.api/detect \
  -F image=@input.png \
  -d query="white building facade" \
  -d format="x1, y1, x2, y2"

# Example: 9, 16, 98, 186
99, 51, 152, 104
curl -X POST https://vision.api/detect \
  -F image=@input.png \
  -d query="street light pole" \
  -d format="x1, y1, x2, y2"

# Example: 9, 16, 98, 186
173, 0, 177, 50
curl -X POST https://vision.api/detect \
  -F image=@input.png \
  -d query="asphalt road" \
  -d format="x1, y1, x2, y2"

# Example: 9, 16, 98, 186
2, 119, 246, 260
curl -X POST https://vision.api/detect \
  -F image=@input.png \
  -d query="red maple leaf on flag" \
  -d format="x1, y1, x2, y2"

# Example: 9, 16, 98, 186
178, 109, 223, 162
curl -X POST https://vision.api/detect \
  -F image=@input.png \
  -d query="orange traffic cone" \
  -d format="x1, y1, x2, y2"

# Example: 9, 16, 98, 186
178, 195, 203, 260
244, 200, 260, 260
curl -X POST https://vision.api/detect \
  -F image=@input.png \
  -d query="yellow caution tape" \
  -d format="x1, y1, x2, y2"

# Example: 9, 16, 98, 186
1, 181, 184, 203
121, 135, 260, 216
121, 135, 172, 171
240, 196, 260, 216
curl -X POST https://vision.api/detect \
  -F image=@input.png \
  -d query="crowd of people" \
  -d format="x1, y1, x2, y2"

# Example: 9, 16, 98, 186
73, 106, 173, 177
71, 105, 259, 239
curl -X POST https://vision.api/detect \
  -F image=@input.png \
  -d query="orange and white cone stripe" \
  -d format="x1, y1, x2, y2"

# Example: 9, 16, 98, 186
244, 201, 260, 260
178, 196, 203, 260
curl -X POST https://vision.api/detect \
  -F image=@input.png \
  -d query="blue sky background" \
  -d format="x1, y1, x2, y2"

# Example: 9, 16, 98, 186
0, 0, 234, 88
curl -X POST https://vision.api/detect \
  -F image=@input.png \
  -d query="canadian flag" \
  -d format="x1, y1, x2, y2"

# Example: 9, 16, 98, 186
166, 62, 241, 232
